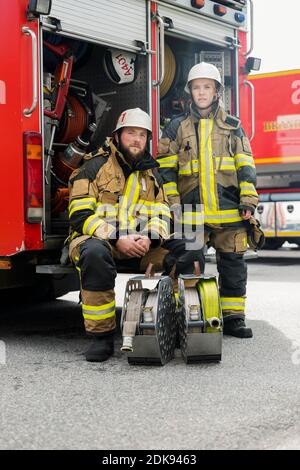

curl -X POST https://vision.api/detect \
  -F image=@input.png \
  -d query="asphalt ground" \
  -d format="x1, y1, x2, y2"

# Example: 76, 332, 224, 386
0, 247, 300, 450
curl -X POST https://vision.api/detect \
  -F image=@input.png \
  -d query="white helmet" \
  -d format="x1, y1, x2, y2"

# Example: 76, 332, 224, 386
184, 62, 223, 94
104, 49, 137, 85
113, 108, 152, 133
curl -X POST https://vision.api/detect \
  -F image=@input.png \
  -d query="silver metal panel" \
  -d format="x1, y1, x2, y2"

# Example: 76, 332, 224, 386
186, 333, 222, 358
255, 202, 276, 238
158, 0, 247, 29
275, 201, 300, 237
46, 0, 147, 51
157, 2, 238, 46
256, 200, 300, 237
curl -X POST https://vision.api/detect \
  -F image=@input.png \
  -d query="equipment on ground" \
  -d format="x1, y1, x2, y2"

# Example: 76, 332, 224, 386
121, 270, 223, 365
177, 275, 222, 363
121, 275, 176, 365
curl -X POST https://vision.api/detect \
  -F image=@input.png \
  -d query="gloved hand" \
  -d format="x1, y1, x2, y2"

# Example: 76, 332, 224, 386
247, 217, 265, 250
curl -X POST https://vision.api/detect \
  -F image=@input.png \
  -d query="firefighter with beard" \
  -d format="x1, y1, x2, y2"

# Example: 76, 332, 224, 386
157, 63, 259, 338
68, 108, 203, 362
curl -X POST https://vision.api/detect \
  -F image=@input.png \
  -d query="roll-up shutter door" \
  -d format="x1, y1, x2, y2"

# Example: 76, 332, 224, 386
44, 0, 147, 52
157, 1, 236, 48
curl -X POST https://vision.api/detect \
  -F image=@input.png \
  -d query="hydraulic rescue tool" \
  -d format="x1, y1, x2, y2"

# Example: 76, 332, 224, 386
178, 275, 222, 363
120, 274, 177, 366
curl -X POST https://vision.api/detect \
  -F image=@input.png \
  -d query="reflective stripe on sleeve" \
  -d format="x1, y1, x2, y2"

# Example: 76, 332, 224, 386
69, 197, 97, 217
157, 155, 178, 169
82, 215, 104, 235
145, 217, 169, 239
234, 154, 256, 169
163, 182, 179, 196
240, 181, 258, 197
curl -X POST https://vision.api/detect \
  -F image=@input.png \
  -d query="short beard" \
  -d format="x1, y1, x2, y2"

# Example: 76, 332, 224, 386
119, 142, 145, 164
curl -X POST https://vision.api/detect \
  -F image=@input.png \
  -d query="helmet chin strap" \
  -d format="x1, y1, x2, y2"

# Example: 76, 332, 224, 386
195, 95, 219, 114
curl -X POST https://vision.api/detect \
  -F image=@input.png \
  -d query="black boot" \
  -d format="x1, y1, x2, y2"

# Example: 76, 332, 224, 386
223, 318, 253, 338
85, 333, 114, 362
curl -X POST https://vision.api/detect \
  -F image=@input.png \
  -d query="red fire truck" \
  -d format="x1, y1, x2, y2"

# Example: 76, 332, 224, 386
248, 70, 300, 249
0, 0, 255, 300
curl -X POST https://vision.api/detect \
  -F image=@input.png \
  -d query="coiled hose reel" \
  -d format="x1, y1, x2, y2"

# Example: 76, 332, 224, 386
120, 276, 177, 365
178, 275, 223, 364
121, 273, 222, 365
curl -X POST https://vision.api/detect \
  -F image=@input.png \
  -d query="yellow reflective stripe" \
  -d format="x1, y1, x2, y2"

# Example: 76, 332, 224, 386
74, 255, 80, 272
178, 160, 199, 175
178, 165, 192, 175
157, 155, 178, 168
146, 217, 169, 238
163, 182, 179, 196
82, 214, 103, 235
200, 119, 217, 212
95, 203, 118, 218
215, 157, 235, 171
207, 120, 217, 211
82, 300, 116, 320
83, 311, 116, 321
204, 209, 242, 224
119, 172, 140, 230
181, 211, 204, 226
235, 154, 255, 169
83, 310, 116, 321
220, 297, 245, 311
192, 160, 199, 173
69, 230, 80, 242
69, 197, 96, 217
135, 200, 171, 218
240, 182, 258, 197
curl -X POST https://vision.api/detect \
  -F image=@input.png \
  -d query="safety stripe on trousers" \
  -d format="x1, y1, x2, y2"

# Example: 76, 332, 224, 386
220, 297, 245, 311
82, 300, 116, 321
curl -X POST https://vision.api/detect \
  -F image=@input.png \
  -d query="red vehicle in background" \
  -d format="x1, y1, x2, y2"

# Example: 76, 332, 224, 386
247, 70, 300, 249
0, 0, 254, 300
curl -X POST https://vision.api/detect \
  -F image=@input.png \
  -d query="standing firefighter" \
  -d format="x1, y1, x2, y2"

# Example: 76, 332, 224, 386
157, 63, 259, 338
68, 108, 201, 362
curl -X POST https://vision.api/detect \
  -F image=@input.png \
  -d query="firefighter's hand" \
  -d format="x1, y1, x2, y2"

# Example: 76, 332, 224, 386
136, 236, 151, 254
116, 235, 148, 258
240, 209, 252, 220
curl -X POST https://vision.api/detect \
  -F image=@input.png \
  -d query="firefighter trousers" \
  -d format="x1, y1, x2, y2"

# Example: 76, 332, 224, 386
204, 226, 248, 322
71, 237, 204, 336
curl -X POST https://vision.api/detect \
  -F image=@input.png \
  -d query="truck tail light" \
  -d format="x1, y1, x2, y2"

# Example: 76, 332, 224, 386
191, 0, 205, 8
214, 5, 227, 16
23, 132, 43, 223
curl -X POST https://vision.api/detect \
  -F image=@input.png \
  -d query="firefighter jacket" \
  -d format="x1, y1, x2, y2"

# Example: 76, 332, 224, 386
157, 104, 259, 228
68, 138, 171, 255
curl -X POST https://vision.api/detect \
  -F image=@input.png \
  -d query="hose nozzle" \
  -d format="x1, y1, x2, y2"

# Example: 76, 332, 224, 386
207, 317, 221, 329
120, 336, 134, 352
